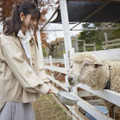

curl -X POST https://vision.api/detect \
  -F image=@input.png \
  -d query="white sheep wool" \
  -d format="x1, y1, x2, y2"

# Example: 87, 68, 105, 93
17, 29, 34, 67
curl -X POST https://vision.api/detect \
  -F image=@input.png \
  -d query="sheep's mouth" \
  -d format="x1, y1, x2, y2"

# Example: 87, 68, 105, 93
68, 75, 78, 86
69, 80, 78, 86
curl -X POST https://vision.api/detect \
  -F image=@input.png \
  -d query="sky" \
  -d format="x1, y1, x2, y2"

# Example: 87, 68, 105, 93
44, 23, 82, 43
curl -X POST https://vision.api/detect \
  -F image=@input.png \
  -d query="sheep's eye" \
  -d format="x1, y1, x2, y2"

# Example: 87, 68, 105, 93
94, 64, 103, 68
70, 65, 73, 68
84, 63, 89, 66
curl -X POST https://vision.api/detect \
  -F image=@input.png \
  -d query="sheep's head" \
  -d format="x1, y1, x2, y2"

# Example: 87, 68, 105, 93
68, 52, 109, 90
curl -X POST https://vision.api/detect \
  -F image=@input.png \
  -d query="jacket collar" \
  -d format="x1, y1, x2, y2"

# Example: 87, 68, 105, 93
17, 29, 34, 43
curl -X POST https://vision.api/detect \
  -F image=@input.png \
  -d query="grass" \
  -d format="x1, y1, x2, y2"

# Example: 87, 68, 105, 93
32, 94, 72, 120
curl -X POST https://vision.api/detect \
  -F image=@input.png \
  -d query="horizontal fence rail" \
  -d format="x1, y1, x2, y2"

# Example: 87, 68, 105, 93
77, 97, 113, 120
102, 39, 120, 44
43, 58, 64, 64
47, 74, 68, 91
45, 65, 68, 74
102, 38, 120, 49
76, 84, 120, 107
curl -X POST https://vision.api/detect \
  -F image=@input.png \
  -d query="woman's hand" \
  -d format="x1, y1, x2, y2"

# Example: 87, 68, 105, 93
47, 88, 53, 94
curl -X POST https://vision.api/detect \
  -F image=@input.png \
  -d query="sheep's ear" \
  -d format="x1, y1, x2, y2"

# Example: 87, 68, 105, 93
94, 64, 103, 68
74, 59, 83, 63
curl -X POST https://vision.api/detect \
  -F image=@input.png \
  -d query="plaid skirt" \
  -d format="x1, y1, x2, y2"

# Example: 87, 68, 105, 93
0, 101, 35, 120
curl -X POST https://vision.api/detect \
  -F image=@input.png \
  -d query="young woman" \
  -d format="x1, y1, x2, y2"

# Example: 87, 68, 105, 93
0, 1, 52, 120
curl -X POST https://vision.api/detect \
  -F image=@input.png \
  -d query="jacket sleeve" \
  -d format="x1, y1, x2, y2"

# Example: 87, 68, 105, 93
2, 37, 50, 95
35, 47, 50, 83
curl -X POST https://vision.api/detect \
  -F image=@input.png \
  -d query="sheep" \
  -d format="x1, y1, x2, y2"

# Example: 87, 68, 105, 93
68, 52, 120, 120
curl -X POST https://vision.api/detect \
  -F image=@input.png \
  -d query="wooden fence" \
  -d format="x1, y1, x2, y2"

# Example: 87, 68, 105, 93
43, 49, 120, 120
102, 38, 120, 49
83, 42, 96, 52
39, 0, 120, 119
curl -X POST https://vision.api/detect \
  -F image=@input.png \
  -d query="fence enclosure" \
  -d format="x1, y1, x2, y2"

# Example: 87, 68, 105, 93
37, 0, 120, 120
43, 49, 120, 120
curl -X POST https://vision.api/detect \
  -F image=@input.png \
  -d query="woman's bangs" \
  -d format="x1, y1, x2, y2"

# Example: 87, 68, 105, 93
31, 9, 41, 20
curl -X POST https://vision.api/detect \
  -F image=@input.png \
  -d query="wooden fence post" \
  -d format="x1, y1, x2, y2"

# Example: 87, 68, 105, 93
104, 32, 108, 48
83, 41, 86, 52
94, 43, 96, 51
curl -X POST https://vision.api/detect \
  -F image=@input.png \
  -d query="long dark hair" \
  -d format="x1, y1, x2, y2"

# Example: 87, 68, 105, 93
3, 1, 41, 36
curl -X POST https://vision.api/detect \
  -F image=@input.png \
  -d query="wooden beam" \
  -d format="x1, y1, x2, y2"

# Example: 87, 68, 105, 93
106, 43, 120, 47
42, 27, 120, 31
102, 38, 120, 44
40, 5, 60, 31
34, 0, 38, 5
70, 1, 109, 30
73, 107, 89, 120
84, 43, 95, 47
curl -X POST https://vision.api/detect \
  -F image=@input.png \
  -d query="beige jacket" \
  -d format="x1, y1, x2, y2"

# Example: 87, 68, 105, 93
0, 33, 50, 110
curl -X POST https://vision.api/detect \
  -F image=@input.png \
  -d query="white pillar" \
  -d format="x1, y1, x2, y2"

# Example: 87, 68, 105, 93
36, 30, 43, 59
60, 0, 73, 59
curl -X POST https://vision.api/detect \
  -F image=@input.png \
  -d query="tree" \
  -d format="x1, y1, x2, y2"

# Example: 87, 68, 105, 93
78, 22, 104, 45
78, 22, 120, 51
0, 0, 22, 22
0, 0, 59, 46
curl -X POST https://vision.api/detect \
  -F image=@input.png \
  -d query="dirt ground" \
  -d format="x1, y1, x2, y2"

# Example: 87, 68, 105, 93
33, 94, 72, 120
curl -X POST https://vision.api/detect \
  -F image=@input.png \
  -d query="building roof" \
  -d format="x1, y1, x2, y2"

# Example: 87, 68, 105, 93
52, 0, 120, 23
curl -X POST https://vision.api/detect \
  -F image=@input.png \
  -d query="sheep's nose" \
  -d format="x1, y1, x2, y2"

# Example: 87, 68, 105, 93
68, 76, 73, 82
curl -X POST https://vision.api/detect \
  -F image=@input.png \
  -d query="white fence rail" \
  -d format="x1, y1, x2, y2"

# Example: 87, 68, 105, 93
76, 84, 120, 107
44, 49, 120, 120
45, 66, 68, 74
43, 58, 64, 64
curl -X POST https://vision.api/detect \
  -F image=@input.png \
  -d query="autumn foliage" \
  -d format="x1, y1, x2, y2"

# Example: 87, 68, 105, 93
0, 0, 59, 45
